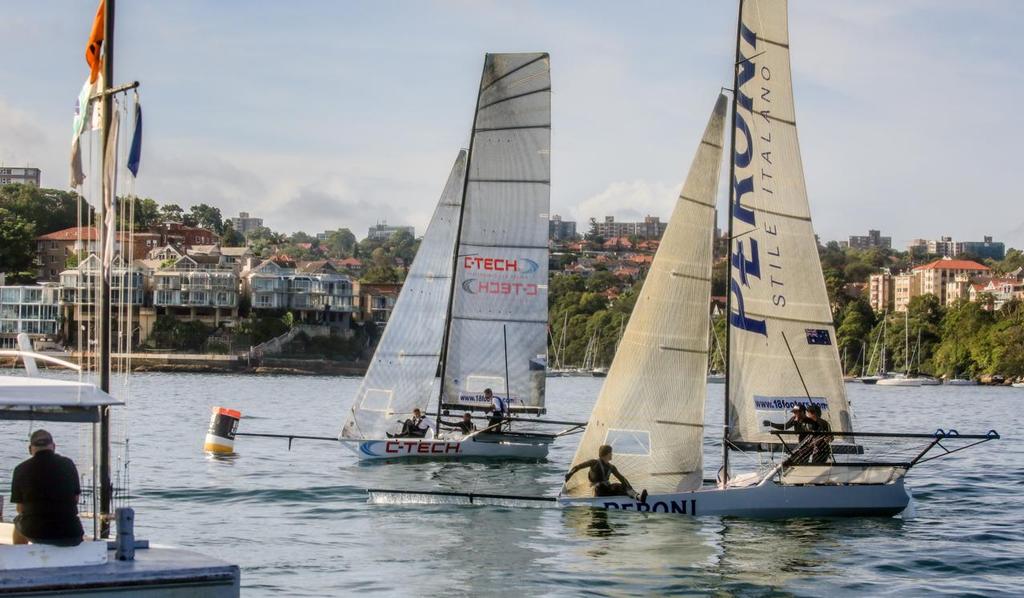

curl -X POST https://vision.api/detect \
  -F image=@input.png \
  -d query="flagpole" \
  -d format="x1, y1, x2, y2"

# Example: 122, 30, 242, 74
98, 0, 115, 539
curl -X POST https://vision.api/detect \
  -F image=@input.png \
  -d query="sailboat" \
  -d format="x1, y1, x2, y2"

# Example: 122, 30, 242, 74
340, 53, 560, 460
560, 0, 998, 517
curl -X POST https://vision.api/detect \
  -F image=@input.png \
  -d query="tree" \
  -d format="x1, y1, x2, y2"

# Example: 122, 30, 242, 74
132, 197, 161, 229
220, 221, 245, 247
0, 185, 82, 236
0, 207, 36, 277
325, 228, 357, 258
188, 203, 223, 233
290, 231, 314, 243
160, 203, 185, 222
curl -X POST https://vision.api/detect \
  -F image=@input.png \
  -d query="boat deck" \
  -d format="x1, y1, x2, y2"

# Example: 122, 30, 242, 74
0, 546, 240, 596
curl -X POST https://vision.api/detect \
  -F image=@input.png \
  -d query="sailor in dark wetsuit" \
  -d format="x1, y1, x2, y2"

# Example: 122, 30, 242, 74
564, 444, 648, 503
440, 412, 476, 435
763, 403, 812, 443
805, 404, 833, 464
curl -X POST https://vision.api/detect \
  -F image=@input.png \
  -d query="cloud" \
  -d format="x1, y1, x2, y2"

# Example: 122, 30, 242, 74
573, 179, 682, 225
0, 100, 51, 166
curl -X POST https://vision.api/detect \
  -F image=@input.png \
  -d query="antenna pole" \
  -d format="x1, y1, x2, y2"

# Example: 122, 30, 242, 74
435, 56, 488, 430
503, 324, 511, 430
721, 0, 744, 487
98, 0, 115, 539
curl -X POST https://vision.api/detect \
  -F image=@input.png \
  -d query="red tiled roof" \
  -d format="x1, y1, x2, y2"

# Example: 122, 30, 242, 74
913, 258, 989, 272
36, 226, 138, 242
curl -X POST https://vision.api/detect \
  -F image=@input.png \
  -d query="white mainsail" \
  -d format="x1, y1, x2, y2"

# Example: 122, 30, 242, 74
442, 53, 551, 413
726, 0, 853, 450
564, 94, 726, 496
341, 151, 466, 439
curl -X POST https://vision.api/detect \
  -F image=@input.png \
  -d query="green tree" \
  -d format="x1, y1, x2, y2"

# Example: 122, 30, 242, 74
188, 203, 223, 233
0, 185, 82, 236
219, 221, 245, 247
325, 228, 357, 258
159, 203, 185, 222
132, 197, 161, 229
0, 207, 36, 277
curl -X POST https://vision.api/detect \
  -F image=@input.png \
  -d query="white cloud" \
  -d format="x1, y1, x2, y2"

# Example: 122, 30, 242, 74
573, 179, 682, 225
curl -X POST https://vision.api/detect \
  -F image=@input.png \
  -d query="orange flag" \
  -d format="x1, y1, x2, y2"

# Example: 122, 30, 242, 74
86, 0, 104, 83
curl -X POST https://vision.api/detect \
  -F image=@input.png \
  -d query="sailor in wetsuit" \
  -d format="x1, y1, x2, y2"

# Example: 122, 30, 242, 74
764, 403, 812, 443
564, 444, 648, 503
388, 408, 432, 438
440, 412, 476, 435
805, 403, 833, 464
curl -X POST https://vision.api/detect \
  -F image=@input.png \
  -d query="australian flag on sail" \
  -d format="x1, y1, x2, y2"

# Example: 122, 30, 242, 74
805, 328, 832, 345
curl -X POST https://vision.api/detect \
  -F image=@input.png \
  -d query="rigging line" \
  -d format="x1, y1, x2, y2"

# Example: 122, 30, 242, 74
780, 330, 813, 401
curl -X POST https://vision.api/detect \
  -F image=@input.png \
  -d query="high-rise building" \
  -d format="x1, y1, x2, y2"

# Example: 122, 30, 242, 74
847, 229, 891, 250
588, 215, 667, 240
227, 212, 264, 235
548, 215, 577, 241
0, 166, 41, 186
956, 236, 1005, 261
868, 272, 894, 312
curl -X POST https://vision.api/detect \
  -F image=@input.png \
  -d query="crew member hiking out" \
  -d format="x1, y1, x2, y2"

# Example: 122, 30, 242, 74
764, 403, 813, 444
10, 430, 84, 546
440, 412, 476, 435
565, 444, 648, 503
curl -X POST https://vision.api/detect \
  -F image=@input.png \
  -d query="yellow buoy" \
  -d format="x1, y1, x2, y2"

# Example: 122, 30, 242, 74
204, 406, 241, 454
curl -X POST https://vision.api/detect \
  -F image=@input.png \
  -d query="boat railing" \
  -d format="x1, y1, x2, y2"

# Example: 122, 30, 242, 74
0, 349, 82, 372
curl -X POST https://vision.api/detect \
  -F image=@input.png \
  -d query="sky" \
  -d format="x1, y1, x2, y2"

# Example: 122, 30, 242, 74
2, 1, 1022, 248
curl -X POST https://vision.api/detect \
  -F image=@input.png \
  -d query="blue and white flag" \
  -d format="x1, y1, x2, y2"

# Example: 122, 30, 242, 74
805, 328, 832, 346
127, 102, 142, 177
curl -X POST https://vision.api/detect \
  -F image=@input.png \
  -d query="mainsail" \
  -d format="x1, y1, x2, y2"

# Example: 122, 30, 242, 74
341, 151, 466, 439
564, 94, 726, 496
441, 53, 551, 413
726, 0, 853, 450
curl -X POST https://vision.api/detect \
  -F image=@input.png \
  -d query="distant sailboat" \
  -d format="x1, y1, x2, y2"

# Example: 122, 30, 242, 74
340, 53, 557, 460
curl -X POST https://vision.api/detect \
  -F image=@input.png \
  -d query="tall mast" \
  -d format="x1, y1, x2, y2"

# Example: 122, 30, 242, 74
97, 0, 115, 539
435, 57, 487, 429
721, 0, 745, 487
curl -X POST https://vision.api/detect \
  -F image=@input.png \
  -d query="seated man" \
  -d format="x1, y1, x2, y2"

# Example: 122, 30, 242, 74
564, 444, 648, 503
485, 388, 508, 433
388, 408, 432, 438
11, 430, 84, 546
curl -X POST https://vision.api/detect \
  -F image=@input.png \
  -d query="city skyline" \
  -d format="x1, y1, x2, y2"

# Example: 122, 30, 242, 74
2, 1, 1021, 247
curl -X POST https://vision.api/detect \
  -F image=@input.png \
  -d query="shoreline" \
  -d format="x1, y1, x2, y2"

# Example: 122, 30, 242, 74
1, 352, 369, 376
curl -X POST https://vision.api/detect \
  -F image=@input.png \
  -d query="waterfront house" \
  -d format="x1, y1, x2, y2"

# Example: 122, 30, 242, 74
243, 258, 356, 327
152, 256, 240, 326
58, 254, 152, 346
0, 284, 60, 349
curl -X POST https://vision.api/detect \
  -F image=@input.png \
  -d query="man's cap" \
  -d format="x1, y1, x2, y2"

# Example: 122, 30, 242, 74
30, 429, 54, 447
791, 403, 806, 412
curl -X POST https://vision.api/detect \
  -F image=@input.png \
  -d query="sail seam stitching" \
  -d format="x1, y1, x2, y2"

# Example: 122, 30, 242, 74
452, 315, 547, 324
468, 178, 551, 184
477, 87, 551, 111
745, 311, 833, 326
659, 345, 708, 354
763, 113, 796, 127
479, 55, 548, 92
670, 272, 712, 282
678, 195, 716, 209
654, 420, 704, 428
475, 125, 551, 133
460, 242, 548, 250
756, 36, 789, 49
701, 140, 724, 150
747, 204, 812, 222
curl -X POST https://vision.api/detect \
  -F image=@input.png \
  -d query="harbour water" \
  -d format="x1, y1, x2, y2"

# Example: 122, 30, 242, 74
2, 374, 1021, 596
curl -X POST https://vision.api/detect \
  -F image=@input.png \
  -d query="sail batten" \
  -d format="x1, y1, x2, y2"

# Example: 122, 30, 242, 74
564, 95, 727, 496
340, 151, 467, 440
726, 0, 854, 450
441, 53, 551, 413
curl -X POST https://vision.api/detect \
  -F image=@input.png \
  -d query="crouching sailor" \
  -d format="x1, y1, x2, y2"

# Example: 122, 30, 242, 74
565, 444, 648, 503
388, 408, 433, 438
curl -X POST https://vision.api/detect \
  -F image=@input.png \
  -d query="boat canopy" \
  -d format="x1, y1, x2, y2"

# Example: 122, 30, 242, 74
726, 0, 853, 451
564, 94, 726, 496
0, 375, 123, 422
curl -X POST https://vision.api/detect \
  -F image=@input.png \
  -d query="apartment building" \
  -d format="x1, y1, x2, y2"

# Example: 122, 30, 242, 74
868, 272, 894, 312
0, 284, 60, 348
549, 215, 577, 241
367, 221, 415, 241
589, 215, 667, 240
0, 166, 41, 186
358, 282, 400, 327
35, 226, 155, 281
152, 255, 240, 325
58, 254, 151, 345
848, 229, 892, 250
914, 258, 990, 307
243, 258, 356, 326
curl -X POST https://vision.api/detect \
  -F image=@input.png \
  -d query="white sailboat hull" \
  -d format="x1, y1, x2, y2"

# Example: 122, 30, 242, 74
342, 436, 549, 461
558, 477, 909, 518
945, 379, 977, 386
875, 377, 922, 387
